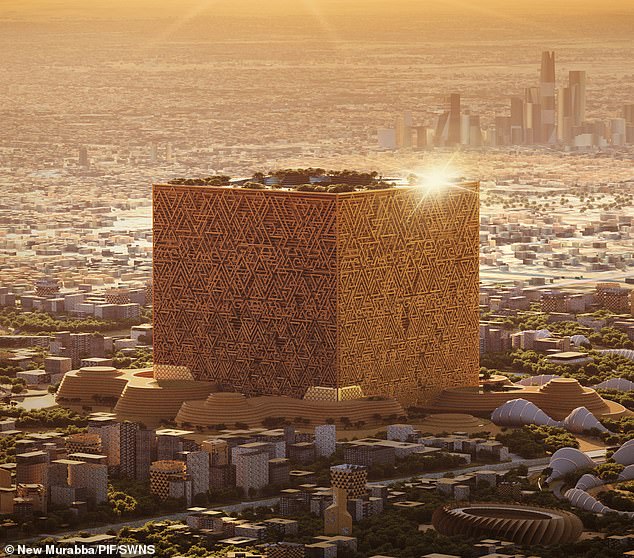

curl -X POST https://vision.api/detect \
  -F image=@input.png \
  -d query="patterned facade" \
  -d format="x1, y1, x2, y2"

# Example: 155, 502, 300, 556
119, 421, 139, 479
329, 464, 367, 498
153, 182, 479, 405
149, 460, 187, 501
65, 433, 102, 456
67, 460, 108, 504
324, 464, 367, 536
595, 282, 632, 313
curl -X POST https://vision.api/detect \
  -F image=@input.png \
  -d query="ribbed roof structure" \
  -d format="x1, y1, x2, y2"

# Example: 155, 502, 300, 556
599, 349, 634, 361
563, 406, 609, 434
593, 377, 634, 392
546, 447, 595, 482
570, 335, 590, 347
516, 374, 560, 386
612, 439, 634, 466
491, 398, 561, 427
574, 474, 603, 491
432, 503, 583, 545
564, 488, 634, 518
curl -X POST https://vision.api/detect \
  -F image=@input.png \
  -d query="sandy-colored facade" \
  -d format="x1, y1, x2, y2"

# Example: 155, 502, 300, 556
152, 182, 480, 405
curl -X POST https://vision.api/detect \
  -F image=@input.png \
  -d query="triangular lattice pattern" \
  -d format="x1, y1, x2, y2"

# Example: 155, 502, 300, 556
153, 184, 479, 404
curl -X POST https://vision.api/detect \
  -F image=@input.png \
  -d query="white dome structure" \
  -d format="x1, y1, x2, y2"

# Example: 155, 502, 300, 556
491, 398, 561, 427
612, 439, 634, 466
534, 329, 552, 339
565, 482, 634, 518
564, 488, 609, 513
574, 474, 603, 491
570, 335, 590, 347
593, 377, 634, 392
599, 349, 634, 361
563, 407, 609, 434
516, 374, 560, 386
546, 447, 595, 482
618, 464, 634, 482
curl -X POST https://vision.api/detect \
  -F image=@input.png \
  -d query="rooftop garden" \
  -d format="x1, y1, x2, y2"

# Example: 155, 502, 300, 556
166, 169, 398, 192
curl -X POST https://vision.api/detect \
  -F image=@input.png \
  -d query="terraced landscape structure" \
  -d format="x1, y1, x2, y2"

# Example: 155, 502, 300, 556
431, 376, 627, 419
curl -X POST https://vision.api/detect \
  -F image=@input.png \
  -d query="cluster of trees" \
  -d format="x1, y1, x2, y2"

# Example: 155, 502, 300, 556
567, 351, 634, 385
112, 349, 153, 369
339, 509, 473, 558
0, 307, 129, 334
0, 432, 23, 464
367, 452, 466, 481
107, 479, 182, 517
601, 415, 634, 439
0, 405, 88, 428
481, 349, 634, 387
598, 389, 634, 411
594, 462, 626, 482
0, 375, 27, 391
597, 485, 634, 512
487, 308, 631, 350
167, 175, 230, 186
589, 327, 634, 349
495, 425, 578, 459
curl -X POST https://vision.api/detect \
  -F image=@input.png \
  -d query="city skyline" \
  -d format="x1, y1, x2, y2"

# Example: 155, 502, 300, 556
0, 0, 633, 556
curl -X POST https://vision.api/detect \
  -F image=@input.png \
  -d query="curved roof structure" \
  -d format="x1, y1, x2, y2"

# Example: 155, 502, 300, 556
534, 329, 553, 339
593, 377, 634, 392
546, 447, 595, 482
570, 335, 590, 347
564, 488, 634, 518
432, 503, 583, 546
599, 349, 634, 361
491, 398, 561, 427
563, 406, 609, 434
516, 374, 560, 387
564, 488, 610, 514
618, 464, 634, 482
612, 439, 634, 466
574, 474, 603, 491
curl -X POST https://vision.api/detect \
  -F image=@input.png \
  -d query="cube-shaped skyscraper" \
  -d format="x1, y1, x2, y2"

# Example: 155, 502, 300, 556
152, 178, 479, 405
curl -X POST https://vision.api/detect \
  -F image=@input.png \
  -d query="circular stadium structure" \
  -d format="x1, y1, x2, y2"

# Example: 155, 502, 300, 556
432, 503, 583, 545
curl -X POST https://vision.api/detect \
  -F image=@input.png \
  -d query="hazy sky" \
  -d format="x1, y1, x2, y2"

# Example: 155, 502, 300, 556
3, 0, 634, 20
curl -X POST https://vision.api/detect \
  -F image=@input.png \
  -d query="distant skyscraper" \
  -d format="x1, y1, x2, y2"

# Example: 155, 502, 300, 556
447, 93, 461, 145
377, 128, 397, 150
78, 146, 89, 168
150, 143, 158, 163
494, 116, 511, 146
434, 111, 450, 145
624, 104, 634, 144
510, 97, 524, 145
395, 112, 412, 148
524, 86, 541, 144
166, 142, 174, 162
468, 115, 483, 147
414, 125, 427, 148
539, 51, 556, 144
557, 85, 573, 143
568, 70, 586, 127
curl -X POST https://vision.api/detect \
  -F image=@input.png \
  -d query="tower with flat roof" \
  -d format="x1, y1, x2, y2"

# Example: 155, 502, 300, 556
539, 51, 556, 143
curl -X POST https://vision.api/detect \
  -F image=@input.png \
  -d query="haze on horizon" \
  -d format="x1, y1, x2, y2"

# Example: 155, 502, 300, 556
3, 0, 634, 20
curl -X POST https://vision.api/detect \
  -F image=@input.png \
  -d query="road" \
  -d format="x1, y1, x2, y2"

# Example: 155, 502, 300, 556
13, 497, 280, 545
14, 448, 608, 544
